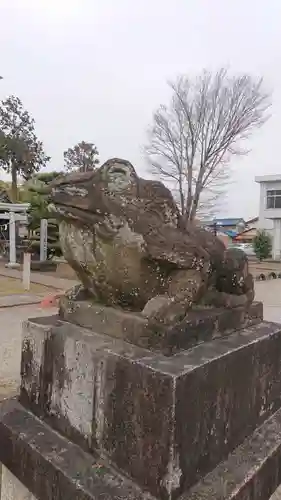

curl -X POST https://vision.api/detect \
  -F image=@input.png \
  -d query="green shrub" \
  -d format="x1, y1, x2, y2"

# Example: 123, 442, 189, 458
253, 230, 272, 261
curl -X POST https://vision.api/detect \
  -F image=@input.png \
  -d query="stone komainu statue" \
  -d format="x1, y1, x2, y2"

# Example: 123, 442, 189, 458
48, 158, 254, 327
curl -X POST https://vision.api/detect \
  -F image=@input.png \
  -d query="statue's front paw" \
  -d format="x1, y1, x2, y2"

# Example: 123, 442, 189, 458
142, 295, 188, 327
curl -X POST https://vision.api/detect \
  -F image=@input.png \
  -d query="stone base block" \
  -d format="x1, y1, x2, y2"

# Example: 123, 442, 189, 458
0, 399, 143, 500
1, 399, 281, 500
184, 404, 281, 499
20, 315, 281, 499
59, 296, 263, 354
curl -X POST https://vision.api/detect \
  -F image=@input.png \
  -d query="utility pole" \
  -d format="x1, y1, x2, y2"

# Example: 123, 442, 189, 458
212, 219, 218, 236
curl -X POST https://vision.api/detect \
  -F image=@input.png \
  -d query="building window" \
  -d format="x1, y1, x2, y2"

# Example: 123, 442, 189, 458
267, 190, 281, 209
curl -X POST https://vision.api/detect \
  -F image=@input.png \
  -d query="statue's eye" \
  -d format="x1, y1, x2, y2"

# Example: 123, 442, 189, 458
107, 165, 132, 191
108, 166, 128, 178
110, 167, 126, 175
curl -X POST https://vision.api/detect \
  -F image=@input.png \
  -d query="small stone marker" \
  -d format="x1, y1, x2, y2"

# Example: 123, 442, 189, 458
22, 252, 31, 291
40, 219, 48, 262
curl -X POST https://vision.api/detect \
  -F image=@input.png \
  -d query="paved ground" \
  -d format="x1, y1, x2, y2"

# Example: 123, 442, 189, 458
0, 276, 51, 296
0, 264, 78, 291
0, 267, 73, 391
272, 485, 281, 498
0, 304, 57, 389
255, 279, 281, 323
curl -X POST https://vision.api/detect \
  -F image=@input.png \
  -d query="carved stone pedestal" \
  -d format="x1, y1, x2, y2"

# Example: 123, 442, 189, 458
59, 296, 263, 354
1, 303, 281, 499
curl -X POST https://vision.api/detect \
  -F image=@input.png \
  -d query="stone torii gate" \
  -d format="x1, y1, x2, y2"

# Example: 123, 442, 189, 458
0, 202, 30, 268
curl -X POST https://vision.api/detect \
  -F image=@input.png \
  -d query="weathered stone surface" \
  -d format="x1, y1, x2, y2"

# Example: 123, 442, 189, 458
2, 399, 281, 500
20, 316, 281, 499
0, 398, 146, 500
59, 298, 263, 354
183, 405, 281, 500
47, 158, 255, 330
20, 317, 173, 498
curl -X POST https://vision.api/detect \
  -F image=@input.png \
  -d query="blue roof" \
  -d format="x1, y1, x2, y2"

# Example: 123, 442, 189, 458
215, 218, 244, 226
223, 229, 237, 238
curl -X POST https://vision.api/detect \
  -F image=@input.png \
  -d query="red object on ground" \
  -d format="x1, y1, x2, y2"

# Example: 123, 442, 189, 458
40, 294, 61, 308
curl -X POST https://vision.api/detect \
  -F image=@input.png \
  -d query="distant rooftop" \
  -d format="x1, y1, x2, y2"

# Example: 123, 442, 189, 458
246, 216, 258, 224
255, 175, 281, 183
224, 229, 238, 238
205, 218, 244, 227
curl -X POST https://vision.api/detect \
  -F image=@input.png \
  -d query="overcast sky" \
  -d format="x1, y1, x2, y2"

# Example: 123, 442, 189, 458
0, 0, 280, 219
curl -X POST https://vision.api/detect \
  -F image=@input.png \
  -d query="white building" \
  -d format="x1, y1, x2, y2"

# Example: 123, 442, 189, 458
255, 175, 281, 260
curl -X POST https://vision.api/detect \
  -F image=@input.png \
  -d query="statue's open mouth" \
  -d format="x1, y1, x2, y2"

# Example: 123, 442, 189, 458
48, 202, 102, 225
49, 201, 121, 239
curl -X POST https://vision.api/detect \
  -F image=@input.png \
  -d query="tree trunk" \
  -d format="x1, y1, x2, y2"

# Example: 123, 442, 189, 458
11, 162, 18, 202
180, 212, 189, 230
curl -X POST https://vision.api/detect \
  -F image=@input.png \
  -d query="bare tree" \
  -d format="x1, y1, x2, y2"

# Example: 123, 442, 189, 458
145, 68, 271, 224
